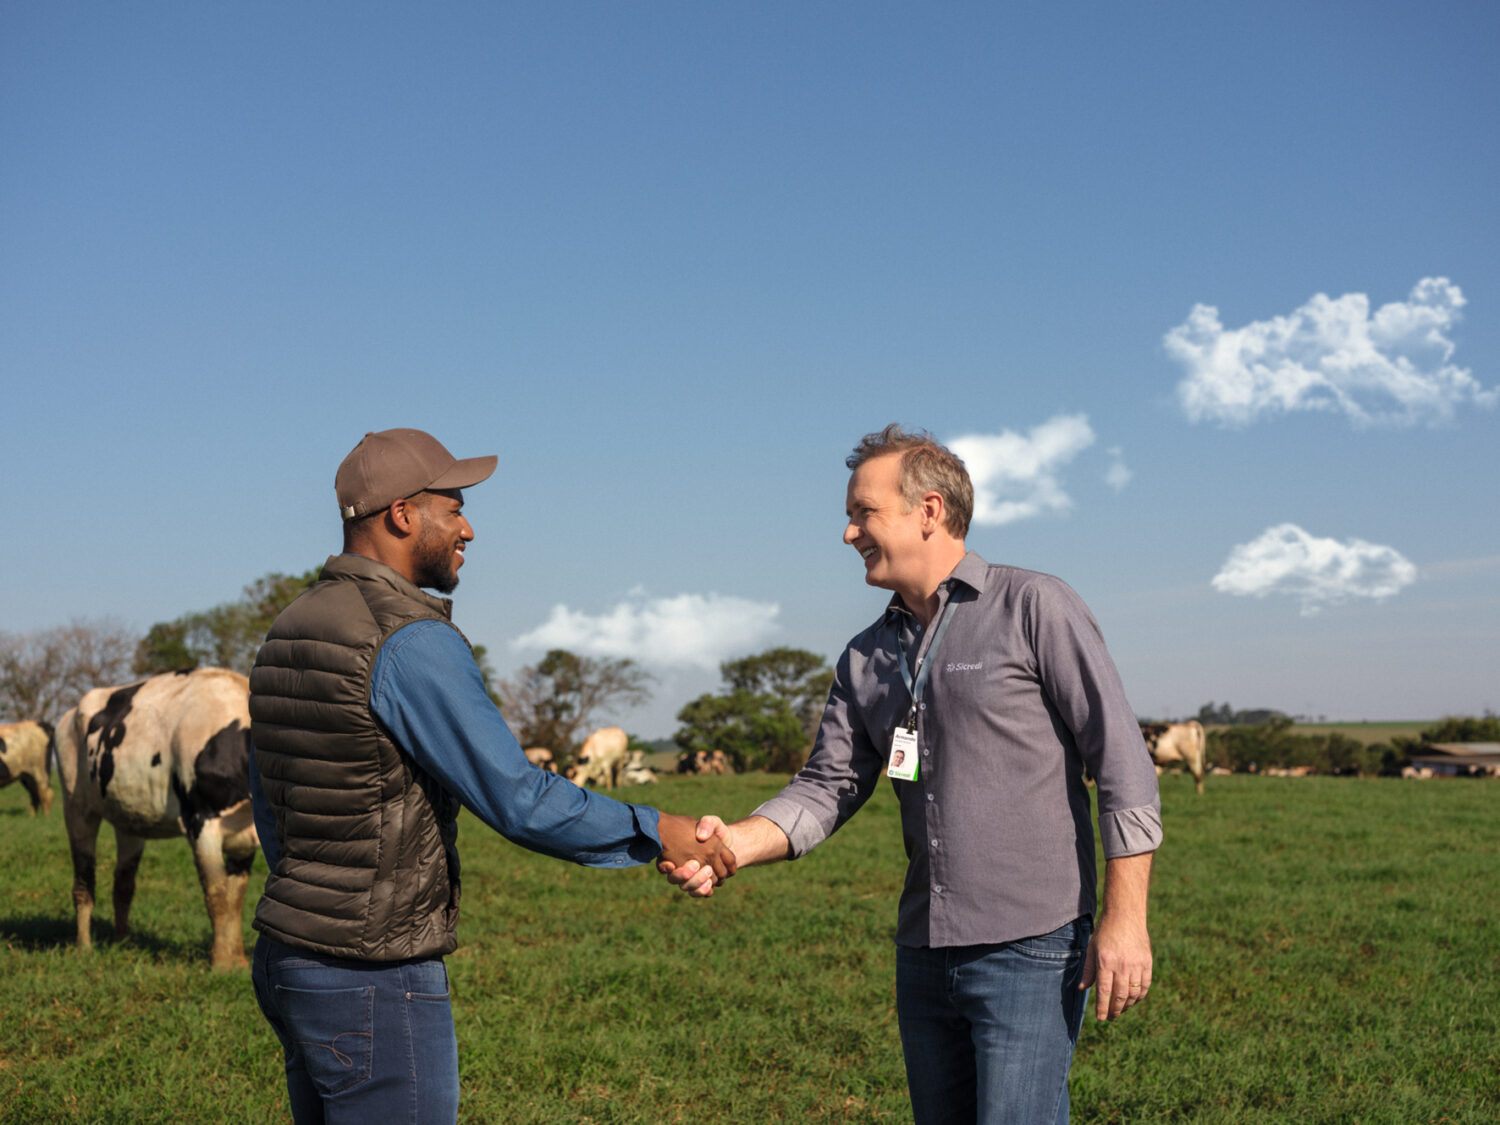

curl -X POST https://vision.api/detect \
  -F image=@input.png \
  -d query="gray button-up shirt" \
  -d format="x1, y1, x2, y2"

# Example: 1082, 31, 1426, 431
755, 552, 1162, 948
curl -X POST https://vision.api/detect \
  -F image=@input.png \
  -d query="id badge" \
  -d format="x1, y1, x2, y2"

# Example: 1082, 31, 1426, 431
888, 726, 919, 781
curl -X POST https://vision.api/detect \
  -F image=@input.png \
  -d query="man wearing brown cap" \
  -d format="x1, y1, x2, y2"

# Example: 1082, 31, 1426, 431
247, 428, 735, 1124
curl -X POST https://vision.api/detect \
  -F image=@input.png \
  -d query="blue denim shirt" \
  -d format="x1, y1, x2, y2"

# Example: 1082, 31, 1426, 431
251, 618, 661, 872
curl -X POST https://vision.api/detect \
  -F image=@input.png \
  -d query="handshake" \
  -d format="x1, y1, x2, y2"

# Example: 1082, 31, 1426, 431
656, 812, 775, 898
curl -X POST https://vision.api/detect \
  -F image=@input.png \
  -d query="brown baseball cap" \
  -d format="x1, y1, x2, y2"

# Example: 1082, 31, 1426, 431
335, 428, 498, 521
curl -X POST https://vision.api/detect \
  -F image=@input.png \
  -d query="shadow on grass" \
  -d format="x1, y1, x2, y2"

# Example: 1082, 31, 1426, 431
0, 913, 205, 961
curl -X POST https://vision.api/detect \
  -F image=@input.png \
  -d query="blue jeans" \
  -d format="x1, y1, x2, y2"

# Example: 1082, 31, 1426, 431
895, 917, 1092, 1125
251, 936, 460, 1125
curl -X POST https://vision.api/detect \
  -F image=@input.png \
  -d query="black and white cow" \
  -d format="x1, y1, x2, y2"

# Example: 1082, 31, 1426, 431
0, 719, 55, 815
1139, 720, 1207, 794
54, 667, 259, 969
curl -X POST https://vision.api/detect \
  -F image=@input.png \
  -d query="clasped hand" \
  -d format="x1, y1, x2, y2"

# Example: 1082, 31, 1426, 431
657, 815, 733, 898
656, 813, 736, 889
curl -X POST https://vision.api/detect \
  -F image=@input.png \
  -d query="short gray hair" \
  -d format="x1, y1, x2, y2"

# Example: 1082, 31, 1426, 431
846, 424, 973, 539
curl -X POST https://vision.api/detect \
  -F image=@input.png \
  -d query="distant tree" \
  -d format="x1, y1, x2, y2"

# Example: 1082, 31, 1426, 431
0, 619, 138, 723
673, 689, 808, 773
1195, 701, 1290, 727
672, 646, 831, 772
718, 647, 834, 739
1205, 717, 1397, 776
1196, 701, 1235, 726
1233, 708, 1289, 726
494, 649, 653, 764
134, 621, 197, 673
134, 568, 320, 675
1420, 715, 1500, 743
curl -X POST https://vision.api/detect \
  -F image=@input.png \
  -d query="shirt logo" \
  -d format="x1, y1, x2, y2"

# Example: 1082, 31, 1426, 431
946, 661, 983, 673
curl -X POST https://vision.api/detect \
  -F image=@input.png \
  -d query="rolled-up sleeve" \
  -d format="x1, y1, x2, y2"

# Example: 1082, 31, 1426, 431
1099, 804, 1163, 858
372, 621, 662, 868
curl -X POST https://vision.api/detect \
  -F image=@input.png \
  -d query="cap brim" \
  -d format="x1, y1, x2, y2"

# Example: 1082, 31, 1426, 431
428, 454, 498, 491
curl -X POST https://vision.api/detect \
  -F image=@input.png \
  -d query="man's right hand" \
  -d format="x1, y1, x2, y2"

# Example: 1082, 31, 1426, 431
658, 815, 736, 898
655, 812, 736, 889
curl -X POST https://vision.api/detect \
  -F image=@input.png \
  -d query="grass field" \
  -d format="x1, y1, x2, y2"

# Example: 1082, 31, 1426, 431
1, 772, 1496, 1123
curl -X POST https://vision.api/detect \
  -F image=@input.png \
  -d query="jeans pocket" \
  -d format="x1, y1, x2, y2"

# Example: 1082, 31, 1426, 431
401, 958, 450, 1001
1012, 918, 1090, 963
275, 984, 375, 1096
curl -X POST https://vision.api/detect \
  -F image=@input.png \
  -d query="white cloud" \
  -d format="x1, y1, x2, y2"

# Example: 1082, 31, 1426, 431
1104, 446, 1132, 492
949, 415, 1096, 525
512, 591, 780, 669
1165, 277, 1495, 427
1211, 523, 1418, 615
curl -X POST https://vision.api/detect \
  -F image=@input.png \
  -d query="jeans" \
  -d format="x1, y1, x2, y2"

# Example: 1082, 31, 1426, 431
251, 936, 460, 1125
895, 916, 1092, 1125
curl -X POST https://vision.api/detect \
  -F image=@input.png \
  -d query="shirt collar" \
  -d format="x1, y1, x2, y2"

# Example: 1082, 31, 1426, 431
883, 550, 990, 623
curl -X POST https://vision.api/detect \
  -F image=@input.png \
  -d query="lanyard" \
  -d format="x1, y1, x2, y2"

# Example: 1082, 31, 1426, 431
895, 598, 956, 731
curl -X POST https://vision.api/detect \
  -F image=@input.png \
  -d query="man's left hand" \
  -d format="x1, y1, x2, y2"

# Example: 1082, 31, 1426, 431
1079, 913, 1152, 1021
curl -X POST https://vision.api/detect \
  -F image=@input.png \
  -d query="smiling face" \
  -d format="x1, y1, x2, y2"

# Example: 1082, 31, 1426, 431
843, 453, 931, 595
843, 451, 969, 618
409, 488, 473, 593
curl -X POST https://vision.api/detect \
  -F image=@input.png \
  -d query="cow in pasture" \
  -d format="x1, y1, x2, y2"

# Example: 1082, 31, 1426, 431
569, 726, 630, 789
54, 668, 260, 970
676, 748, 731, 775
1139, 720, 1206, 794
1264, 765, 1314, 778
622, 749, 657, 786
523, 747, 557, 772
0, 720, 55, 815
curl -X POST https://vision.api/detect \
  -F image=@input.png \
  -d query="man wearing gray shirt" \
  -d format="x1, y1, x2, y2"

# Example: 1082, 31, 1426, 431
663, 424, 1161, 1125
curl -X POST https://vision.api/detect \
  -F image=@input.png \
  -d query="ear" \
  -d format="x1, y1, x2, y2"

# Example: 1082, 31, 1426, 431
386, 497, 419, 536
919, 491, 945, 534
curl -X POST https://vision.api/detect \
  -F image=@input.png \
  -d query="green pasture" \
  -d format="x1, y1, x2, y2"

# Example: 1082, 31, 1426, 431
1, 773, 1496, 1123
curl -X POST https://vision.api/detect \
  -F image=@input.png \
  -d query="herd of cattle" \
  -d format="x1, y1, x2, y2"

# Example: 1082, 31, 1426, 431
1, 670, 1210, 970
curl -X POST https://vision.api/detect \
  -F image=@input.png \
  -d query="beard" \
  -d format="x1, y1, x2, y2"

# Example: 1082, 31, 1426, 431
412, 524, 460, 593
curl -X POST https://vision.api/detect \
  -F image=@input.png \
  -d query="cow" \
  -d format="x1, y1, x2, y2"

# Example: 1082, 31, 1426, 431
622, 748, 657, 786
523, 747, 557, 772
676, 748, 730, 775
569, 725, 630, 789
1139, 720, 1207, 794
0, 719, 55, 815
54, 668, 260, 970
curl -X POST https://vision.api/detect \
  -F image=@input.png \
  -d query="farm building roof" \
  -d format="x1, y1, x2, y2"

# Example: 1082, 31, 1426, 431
1410, 743, 1500, 771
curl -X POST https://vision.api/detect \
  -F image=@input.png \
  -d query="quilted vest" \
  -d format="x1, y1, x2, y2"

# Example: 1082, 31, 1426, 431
249, 553, 464, 960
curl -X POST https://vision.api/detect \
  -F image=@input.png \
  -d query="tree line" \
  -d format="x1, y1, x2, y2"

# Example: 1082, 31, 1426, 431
1199, 713, 1500, 777
1, 569, 835, 775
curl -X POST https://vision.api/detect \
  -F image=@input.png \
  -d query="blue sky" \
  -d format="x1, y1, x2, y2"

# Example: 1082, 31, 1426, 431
4, 2, 1496, 734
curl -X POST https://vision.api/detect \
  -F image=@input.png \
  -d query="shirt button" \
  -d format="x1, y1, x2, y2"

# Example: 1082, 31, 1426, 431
918, 702, 926, 710
926, 793, 934, 802
922, 748, 930, 757
931, 839, 940, 849
933, 885, 943, 894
